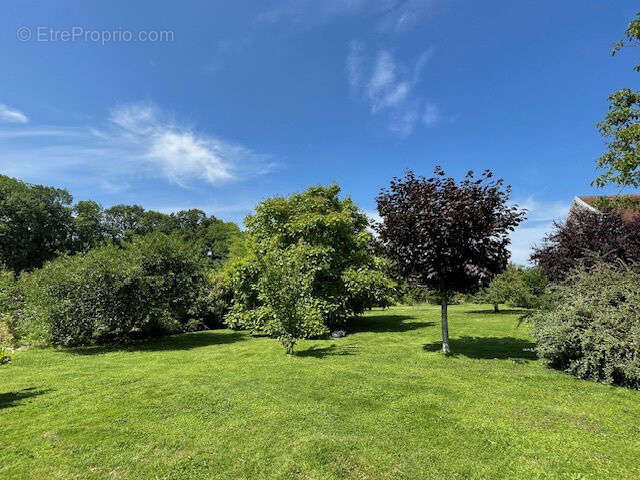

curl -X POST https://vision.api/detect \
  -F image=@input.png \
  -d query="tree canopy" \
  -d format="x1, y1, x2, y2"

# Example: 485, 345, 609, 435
226, 185, 395, 352
0, 175, 74, 273
594, 12, 640, 192
375, 168, 525, 353
0, 174, 244, 273
531, 208, 640, 282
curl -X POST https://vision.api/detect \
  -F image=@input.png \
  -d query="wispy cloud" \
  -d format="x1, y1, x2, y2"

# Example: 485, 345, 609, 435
258, 0, 445, 32
509, 197, 571, 265
0, 104, 28, 124
422, 103, 440, 126
202, 38, 252, 74
0, 102, 274, 192
110, 103, 241, 185
347, 43, 445, 136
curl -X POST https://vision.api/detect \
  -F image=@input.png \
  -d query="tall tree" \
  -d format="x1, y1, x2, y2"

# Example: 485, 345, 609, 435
103, 204, 147, 241
0, 175, 74, 273
594, 12, 640, 194
73, 200, 105, 251
375, 168, 525, 354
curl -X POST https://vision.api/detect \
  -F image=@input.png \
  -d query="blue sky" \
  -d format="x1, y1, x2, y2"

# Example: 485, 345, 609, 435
1, 1, 638, 264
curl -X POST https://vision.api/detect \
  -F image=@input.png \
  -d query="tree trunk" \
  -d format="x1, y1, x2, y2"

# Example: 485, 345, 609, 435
441, 299, 451, 354
493, 302, 499, 313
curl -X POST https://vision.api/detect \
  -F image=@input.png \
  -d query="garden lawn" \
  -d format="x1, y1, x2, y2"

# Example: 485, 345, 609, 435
2, 304, 640, 480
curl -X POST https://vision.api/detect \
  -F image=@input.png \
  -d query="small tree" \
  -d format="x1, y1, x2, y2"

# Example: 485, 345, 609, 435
485, 270, 512, 313
257, 245, 328, 354
484, 264, 548, 311
73, 200, 105, 251
376, 168, 525, 354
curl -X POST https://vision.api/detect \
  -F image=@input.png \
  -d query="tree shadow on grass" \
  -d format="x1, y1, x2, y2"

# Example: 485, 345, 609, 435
466, 308, 530, 316
70, 331, 247, 356
423, 336, 537, 360
295, 344, 359, 358
350, 315, 435, 334
0, 387, 52, 410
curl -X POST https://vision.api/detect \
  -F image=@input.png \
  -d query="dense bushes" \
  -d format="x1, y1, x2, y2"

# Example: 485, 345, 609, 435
396, 284, 468, 306
531, 262, 640, 388
7, 233, 210, 347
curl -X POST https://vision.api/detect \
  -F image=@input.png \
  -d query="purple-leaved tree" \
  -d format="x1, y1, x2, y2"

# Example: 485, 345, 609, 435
375, 167, 526, 354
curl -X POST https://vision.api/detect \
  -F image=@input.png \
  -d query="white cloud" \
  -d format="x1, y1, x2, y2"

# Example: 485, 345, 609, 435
377, 0, 442, 33
109, 103, 237, 185
348, 44, 444, 136
368, 51, 410, 112
0, 102, 273, 192
0, 104, 28, 123
508, 197, 570, 265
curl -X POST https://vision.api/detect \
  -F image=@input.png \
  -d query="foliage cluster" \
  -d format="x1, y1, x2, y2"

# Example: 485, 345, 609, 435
531, 262, 640, 388
479, 264, 548, 311
4, 233, 211, 347
531, 209, 640, 282
224, 185, 395, 351
595, 12, 640, 189
0, 175, 243, 273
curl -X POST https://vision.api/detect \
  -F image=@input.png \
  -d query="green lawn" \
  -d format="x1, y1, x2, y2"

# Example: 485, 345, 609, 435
2, 304, 640, 480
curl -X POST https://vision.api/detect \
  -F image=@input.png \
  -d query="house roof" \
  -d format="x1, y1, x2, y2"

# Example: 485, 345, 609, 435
574, 195, 640, 222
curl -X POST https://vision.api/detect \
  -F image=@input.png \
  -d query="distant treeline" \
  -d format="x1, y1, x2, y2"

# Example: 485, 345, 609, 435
0, 174, 244, 273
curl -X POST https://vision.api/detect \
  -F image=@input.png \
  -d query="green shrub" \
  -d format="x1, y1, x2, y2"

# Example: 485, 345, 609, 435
0, 269, 22, 345
12, 232, 209, 347
342, 264, 397, 314
531, 262, 640, 388
194, 265, 235, 329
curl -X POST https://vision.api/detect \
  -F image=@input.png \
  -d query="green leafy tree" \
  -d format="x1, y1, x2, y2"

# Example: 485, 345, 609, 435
72, 200, 105, 251
226, 185, 395, 340
103, 204, 147, 241
0, 175, 74, 273
594, 12, 640, 194
485, 269, 513, 313
484, 264, 548, 312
